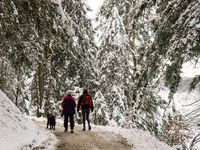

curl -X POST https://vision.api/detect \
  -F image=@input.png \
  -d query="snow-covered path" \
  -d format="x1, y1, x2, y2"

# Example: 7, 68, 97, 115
34, 120, 132, 150
33, 117, 176, 150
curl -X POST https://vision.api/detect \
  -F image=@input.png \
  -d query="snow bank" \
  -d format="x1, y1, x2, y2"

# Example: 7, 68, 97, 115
93, 125, 176, 150
0, 90, 57, 150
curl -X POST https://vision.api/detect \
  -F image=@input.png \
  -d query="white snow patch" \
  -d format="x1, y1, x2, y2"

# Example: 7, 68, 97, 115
0, 90, 57, 150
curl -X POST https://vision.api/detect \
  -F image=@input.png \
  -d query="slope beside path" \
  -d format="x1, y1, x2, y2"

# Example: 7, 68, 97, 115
34, 120, 132, 150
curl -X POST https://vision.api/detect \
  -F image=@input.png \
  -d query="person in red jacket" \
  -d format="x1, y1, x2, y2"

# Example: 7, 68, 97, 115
77, 88, 93, 131
62, 91, 76, 133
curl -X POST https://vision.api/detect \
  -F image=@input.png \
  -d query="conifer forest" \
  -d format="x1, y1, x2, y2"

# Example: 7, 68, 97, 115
0, 0, 199, 148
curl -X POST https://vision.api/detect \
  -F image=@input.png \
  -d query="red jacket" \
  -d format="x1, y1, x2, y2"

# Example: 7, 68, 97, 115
62, 95, 76, 114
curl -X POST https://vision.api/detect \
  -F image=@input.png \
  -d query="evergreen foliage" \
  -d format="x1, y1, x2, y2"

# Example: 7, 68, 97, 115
96, 0, 168, 136
0, 0, 96, 116
0, 0, 199, 148
94, 7, 131, 125
141, 0, 200, 96
135, 0, 200, 147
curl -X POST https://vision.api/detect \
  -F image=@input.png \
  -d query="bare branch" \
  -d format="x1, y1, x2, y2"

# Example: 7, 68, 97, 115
182, 99, 200, 107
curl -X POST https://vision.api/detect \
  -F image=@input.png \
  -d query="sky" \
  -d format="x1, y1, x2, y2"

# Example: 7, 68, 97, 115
0, 89, 177, 150
86, 0, 104, 19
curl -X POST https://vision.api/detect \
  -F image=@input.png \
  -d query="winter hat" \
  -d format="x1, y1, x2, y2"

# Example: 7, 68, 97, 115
83, 88, 87, 93
67, 90, 72, 96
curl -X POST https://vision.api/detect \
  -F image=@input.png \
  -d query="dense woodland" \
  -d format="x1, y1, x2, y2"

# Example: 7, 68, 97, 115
0, 0, 199, 149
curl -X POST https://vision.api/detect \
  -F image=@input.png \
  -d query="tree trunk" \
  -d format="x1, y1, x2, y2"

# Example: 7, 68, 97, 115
15, 68, 20, 107
37, 0, 45, 117
36, 72, 40, 117
124, 2, 137, 103
37, 56, 44, 117
15, 87, 18, 106
124, 4, 130, 102
132, 23, 136, 74
132, 1, 137, 74
129, 1, 137, 103
125, 2, 137, 74
138, 81, 148, 109
38, 54, 44, 110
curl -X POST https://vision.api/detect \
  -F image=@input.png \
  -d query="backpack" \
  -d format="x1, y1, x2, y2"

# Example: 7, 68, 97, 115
81, 94, 92, 107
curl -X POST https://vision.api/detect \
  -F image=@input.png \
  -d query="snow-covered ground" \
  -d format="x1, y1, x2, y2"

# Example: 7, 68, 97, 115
158, 78, 200, 149
94, 125, 176, 150
0, 90, 57, 150
181, 61, 200, 78
31, 116, 176, 150
0, 90, 176, 150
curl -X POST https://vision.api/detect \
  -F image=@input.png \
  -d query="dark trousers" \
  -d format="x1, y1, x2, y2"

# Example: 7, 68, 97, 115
82, 108, 90, 129
64, 114, 74, 130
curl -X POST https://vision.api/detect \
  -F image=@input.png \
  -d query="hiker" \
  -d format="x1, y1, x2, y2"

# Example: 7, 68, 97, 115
77, 88, 93, 131
62, 91, 76, 133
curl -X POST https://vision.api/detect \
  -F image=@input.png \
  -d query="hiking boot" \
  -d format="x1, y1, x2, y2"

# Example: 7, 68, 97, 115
82, 128, 86, 131
89, 125, 91, 131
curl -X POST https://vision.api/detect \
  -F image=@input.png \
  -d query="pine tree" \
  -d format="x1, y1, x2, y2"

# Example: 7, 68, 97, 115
0, 0, 36, 112
96, 0, 168, 135
44, 0, 97, 115
143, 0, 200, 96
92, 90, 109, 125
131, 1, 200, 145
96, 7, 131, 125
0, 0, 97, 117
61, 0, 97, 91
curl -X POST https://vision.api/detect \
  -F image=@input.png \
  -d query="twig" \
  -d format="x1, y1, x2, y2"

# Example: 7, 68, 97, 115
182, 99, 200, 107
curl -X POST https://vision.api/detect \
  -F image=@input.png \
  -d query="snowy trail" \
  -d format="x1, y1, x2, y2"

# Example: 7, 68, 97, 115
34, 120, 132, 150
0, 89, 176, 150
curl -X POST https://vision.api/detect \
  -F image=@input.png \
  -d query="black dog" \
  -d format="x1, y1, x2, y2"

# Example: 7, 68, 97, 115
46, 114, 56, 130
